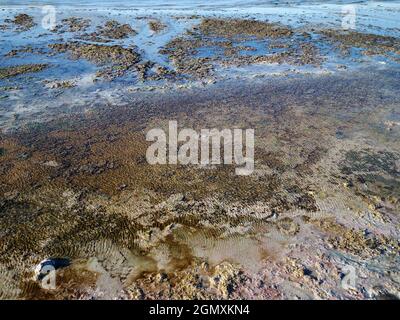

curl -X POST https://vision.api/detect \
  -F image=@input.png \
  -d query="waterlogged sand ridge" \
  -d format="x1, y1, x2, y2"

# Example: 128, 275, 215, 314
1, 70, 400, 299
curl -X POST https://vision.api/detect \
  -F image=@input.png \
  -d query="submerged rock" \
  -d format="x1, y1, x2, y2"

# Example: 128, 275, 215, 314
34, 258, 71, 281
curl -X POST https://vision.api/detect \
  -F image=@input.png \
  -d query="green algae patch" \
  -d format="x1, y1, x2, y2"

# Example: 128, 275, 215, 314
341, 150, 399, 176
97, 20, 137, 39
49, 42, 140, 65
160, 18, 323, 79
199, 18, 293, 38
0, 64, 48, 79
9, 13, 36, 31
276, 217, 300, 236
57, 17, 90, 32
0, 86, 20, 91
44, 80, 76, 89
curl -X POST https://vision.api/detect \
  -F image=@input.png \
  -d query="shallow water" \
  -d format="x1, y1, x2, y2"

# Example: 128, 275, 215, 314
0, 1, 399, 300
2, 0, 379, 7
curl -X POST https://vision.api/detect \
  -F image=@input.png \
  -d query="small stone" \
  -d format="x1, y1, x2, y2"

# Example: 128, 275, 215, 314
117, 184, 127, 191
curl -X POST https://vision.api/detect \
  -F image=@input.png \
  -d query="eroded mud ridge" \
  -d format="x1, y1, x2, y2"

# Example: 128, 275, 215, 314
1, 67, 400, 299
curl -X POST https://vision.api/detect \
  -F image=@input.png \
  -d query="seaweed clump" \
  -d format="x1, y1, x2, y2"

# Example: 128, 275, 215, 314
55, 17, 91, 32
149, 20, 167, 33
8, 14, 36, 31
321, 30, 400, 60
5, 46, 37, 58
97, 20, 137, 39
49, 42, 141, 80
199, 18, 293, 38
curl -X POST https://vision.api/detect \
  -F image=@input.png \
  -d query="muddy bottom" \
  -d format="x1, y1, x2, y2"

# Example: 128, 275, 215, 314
1, 4, 400, 299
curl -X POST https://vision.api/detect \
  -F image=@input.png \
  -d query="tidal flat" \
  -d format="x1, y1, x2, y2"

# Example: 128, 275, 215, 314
0, 1, 399, 300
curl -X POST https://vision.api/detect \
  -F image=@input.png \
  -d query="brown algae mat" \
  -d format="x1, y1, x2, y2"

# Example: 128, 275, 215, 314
1, 12, 400, 299
1, 68, 400, 299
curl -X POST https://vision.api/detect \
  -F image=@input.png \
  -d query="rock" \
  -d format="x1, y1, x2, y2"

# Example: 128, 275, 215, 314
34, 258, 71, 281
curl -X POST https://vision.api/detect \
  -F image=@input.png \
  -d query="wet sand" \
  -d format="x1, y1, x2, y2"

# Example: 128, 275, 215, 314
1, 68, 400, 299
0, 3, 400, 300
